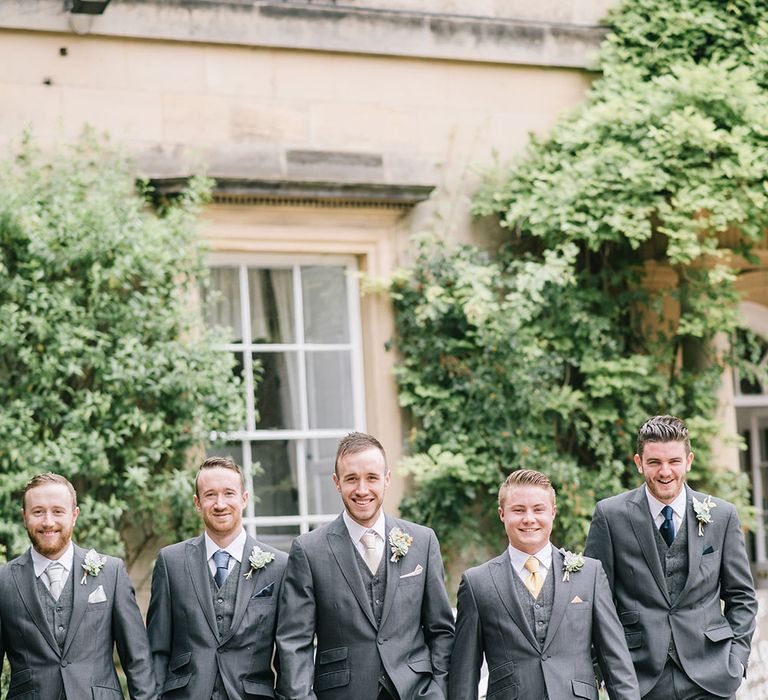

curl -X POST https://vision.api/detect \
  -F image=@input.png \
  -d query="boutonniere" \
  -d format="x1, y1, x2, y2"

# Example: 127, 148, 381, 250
561, 549, 585, 582
80, 548, 106, 584
388, 527, 413, 563
692, 494, 717, 536
244, 545, 275, 579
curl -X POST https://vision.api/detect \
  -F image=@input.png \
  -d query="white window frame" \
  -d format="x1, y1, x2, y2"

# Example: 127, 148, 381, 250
207, 252, 366, 537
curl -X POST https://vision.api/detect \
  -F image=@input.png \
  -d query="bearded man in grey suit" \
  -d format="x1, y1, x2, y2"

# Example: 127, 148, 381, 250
449, 469, 639, 700
147, 456, 288, 699
585, 415, 758, 699
276, 432, 455, 700
0, 472, 156, 699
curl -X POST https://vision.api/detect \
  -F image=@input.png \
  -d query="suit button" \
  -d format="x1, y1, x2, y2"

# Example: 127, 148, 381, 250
61, 661, 68, 668
378, 639, 384, 645
217, 598, 224, 604
58, 625, 65, 630
217, 615, 223, 621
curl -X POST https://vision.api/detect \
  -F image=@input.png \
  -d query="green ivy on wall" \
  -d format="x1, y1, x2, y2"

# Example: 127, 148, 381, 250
0, 132, 244, 560
390, 0, 767, 564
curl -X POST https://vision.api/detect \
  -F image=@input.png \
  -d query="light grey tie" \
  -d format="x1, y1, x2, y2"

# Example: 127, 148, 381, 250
46, 562, 65, 601
360, 531, 381, 573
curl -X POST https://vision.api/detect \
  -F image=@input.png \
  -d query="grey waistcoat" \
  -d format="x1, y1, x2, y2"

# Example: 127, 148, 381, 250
653, 512, 689, 662
512, 562, 555, 649
354, 544, 399, 700
36, 568, 75, 650
209, 560, 241, 700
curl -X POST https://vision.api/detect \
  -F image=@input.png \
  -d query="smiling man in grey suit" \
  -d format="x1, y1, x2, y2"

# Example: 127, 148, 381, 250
147, 456, 287, 699
449, 469, 639, 700
0, 472, 156, 699
585, 415, 758, 699
276, 432, 455, 700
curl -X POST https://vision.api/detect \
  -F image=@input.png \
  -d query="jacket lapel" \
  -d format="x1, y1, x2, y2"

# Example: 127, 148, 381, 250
186, 535, 219, 639
61, 545, 90, 657
222, 536, 260, 643
488, 552, 539, 651
327, 515, 377, 629
678, 486, 704, 602
542, 548, 569, 653
11, 549, 60, 656
626, 486, 671, 605
379, 516, 400, 629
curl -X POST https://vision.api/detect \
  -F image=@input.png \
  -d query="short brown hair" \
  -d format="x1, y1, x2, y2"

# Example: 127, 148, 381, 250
22, 472, 77, 510
334, 432, 387, 475
498, 469, 556, 508
636, 415, 690, 457
195, 456, 245, 496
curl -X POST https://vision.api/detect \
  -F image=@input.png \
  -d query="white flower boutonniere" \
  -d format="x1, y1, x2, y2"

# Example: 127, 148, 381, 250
561, 549, 585, 582
244, 545, 275, 579
80, 548, 106, 584
388, 527, 413, 563
692, 494, 717, 536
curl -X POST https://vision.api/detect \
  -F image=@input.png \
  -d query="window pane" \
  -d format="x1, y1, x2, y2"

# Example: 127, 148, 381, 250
254, 352, 300, 429
251, 441, 299, 518
204, 267, 242, 342
249, 268, 295, 344
306, 438, 341, 515
306, 350, 354, 429
254, 527, 300, 553
207, 441, 244, 467
302, 266, 350, 344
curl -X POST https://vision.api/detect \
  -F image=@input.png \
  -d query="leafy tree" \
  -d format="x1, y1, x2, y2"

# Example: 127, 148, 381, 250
0, 132, 243, 560
390, 0, 765, 566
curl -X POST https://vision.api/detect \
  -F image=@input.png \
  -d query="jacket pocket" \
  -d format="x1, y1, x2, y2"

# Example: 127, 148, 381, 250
705, 623, 734, 643
572, 679, 598, 699
91, 686, 122, 699
407, 657, 432, 674
162, 674, 192, 693
314, 670, 350, 691
8, 669, 32, 689
619, 610, 639, 626
169, 651, 192, 671
243, 678, 275, 697
625, 631, 643, 649
317, 647, 348, 665
488, 661, 515, 684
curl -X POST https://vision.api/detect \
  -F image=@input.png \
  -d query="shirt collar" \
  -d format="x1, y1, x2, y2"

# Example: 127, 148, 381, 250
204, 528, 247, 563
507, 542, 552, 576
343, 509, 386, 544
645, 484, 687, 520
31, 541, 74, 579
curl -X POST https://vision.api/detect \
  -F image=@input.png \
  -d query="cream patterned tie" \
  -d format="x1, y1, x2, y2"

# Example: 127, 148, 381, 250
360, 530, 381, 573
47, 561, 65, 601
524, 556, 543, 599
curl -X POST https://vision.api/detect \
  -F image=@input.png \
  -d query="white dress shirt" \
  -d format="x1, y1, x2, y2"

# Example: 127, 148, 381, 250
343, 509, 386, 565
31, 541, 74, 591
205, 528, 246, 577
645, 485, 686, 533
507, 542, 553, 587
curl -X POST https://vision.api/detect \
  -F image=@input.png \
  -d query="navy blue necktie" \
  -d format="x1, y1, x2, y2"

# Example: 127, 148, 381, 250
213, 549, 231, 588
660, 505, 675, 547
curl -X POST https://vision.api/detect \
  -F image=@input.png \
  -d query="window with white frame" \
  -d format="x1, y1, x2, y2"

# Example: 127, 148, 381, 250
203, 254, 366, 550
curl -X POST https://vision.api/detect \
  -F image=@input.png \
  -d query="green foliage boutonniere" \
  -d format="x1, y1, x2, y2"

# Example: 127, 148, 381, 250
692, 494, 717, 536
561, 549, 585, 582
389, 527, 413, 563
244, 545, 275, 579
80, 548, 106, 584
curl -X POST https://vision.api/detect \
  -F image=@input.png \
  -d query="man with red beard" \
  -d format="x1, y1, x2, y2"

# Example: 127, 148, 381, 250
0, 472, 156, 699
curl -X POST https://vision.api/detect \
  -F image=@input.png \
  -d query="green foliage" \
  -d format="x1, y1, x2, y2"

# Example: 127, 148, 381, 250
390, 0, 761, 566
0, 132, 243, 559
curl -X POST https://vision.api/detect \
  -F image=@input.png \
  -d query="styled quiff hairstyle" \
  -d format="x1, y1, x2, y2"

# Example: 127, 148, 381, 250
636, 415, 690, 457
334, 432, 387, 476
22, 472, 77, 510
195, 456, 246, 496
498, 469, 556, 508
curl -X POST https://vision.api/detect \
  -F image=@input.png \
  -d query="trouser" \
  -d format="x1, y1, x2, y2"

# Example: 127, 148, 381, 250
643, 658, 735, 700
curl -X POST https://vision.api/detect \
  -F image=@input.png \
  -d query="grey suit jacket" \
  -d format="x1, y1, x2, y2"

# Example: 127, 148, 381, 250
275, 513, 455, 700
0, 544, 156, 700
448, 547, 639, 700
585, 485, 757, 697
146, 534, 287, 700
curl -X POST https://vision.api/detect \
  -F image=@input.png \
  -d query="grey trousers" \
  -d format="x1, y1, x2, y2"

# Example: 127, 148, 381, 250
643, 659, 736, 700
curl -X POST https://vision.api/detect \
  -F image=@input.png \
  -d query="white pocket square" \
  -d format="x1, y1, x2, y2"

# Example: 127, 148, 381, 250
88, 585, 107, 604
400, 564, 423, 579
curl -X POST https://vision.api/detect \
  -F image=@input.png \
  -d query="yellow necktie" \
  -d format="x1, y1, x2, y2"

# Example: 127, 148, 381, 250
524, 556, 543, 598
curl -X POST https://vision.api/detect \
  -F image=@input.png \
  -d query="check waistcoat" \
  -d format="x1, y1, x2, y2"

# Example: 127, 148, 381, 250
511, 562, 555, 648
653, 512, 689, 663
36, 567, 75, 650
209, 559, 241, 700
354, 544, 400, 700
